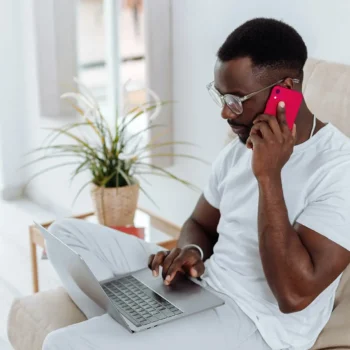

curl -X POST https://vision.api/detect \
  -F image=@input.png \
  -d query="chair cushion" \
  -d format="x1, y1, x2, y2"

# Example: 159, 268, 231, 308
311, 264, 350, 349
7, 287, 86, 350
303, 58, 350, 137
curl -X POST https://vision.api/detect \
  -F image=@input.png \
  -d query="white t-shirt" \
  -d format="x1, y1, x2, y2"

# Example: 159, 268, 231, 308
203, 123, 350, 350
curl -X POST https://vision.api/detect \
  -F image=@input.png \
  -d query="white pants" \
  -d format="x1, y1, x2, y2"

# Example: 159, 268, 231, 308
43, 219, 270, 350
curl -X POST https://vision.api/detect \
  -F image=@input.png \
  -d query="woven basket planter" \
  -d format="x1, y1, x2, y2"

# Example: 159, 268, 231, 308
91, 183, 140, 227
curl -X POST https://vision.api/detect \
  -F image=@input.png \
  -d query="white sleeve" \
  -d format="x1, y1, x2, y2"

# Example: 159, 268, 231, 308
297, 163, 350, 251
203, 141, 235, 209
203, 157, 221, 209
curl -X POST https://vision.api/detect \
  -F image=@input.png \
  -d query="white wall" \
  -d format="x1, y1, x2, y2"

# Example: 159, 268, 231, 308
0, 0, 37, 199
138, 0, 350, 226
34, 0, 77, 117
0, 0, 84, 215
5, 0, 350, 225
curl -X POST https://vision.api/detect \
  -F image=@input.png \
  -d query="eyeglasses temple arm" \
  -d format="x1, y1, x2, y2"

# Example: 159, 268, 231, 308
240, 78, 300, 102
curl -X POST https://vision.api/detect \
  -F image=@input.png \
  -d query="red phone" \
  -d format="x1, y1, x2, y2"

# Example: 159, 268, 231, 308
264, 86, 303, 130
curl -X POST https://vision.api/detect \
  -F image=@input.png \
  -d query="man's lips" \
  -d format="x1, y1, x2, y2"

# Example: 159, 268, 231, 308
227, 120, 248, 133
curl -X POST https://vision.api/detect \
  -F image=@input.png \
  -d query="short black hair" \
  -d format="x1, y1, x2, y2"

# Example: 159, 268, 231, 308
217, 18, 307, 76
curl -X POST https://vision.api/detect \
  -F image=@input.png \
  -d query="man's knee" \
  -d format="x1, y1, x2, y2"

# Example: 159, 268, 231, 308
47, 218, 82, 257
43, 328, 73, 350
49, 218, 78, 237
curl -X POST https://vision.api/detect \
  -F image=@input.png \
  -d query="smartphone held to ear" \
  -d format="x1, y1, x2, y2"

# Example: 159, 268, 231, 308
264, 86, 303, 130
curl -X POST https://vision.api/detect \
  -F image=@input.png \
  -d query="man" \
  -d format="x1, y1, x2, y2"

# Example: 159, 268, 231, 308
44, 18, 350, 350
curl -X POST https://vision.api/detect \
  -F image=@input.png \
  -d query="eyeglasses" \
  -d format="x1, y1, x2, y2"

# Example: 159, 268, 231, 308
206, 78, 300, 115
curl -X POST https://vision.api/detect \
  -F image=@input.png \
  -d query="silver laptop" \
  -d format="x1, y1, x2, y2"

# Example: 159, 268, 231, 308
36, 223, 224, 333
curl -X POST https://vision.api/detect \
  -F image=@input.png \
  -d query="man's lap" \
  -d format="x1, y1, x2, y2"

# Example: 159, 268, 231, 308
44, 219, 270, 349
43, 300, 265, 350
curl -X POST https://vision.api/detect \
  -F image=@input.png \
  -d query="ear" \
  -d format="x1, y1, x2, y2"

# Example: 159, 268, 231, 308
281, 77, 295, 90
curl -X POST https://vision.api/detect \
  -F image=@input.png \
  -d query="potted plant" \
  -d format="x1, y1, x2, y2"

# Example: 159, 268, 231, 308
26, 79, 203, 227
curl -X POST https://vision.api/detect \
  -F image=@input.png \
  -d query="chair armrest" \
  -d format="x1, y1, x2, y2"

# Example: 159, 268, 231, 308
137, 206, 181, 238
158, 239, 178, 250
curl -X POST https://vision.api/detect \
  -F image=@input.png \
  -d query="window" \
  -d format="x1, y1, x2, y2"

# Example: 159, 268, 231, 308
77, 0, 147, 130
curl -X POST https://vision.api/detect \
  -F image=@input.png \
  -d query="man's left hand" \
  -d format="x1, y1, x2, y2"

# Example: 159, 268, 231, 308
246, 101, 297, 180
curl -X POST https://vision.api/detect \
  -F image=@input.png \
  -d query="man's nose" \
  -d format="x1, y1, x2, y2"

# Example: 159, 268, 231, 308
221, 104, 239, 120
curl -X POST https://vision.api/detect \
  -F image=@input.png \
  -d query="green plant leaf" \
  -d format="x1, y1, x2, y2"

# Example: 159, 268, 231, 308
148, 128, 172, 145
70, 103, 85, 116
52, 100, 109, 149
25, 145, 95, 165
138, 153, 210, 165
26, 92, 200, 204
42, 122, 93, 147
72, 179, 92, 207
120, 102, 168, 135
43, 127, 106, 164
93, 108, 113, 146
135, 141, 198, 157
27, 144, 84, 155
137, 174, 152, 186
120, 100, 169, 127
60, 101, 108, 146
21, 153, 81, 169
73, 77, 99, 108
146, 140, 197, 149
61, 92, 95, 110
121, 124, 167, 148
24, 161, 80, 189
135, 171, 171, 180
139, 184, 159, 209
123, 101, 155, 116
126, 128, 188, 159
135, 162, 200, 192
100, 170, 117, 187
117, 165, 133, 186
69, 159, 91, 184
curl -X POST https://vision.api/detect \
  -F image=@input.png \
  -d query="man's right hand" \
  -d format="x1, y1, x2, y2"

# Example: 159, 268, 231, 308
148, 247, 205, 285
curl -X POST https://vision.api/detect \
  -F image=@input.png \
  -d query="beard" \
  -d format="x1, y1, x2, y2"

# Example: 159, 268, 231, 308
227, 120, 253, 145
227, 111, 263, 145
238, 133, 250, 144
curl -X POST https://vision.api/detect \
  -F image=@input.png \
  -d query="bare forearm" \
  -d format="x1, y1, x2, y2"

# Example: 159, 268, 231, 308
177, 218, 216, 261
258, 175, 315, 310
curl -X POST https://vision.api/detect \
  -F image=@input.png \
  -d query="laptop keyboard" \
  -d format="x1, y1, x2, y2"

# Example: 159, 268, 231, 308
102, 275, 183, 327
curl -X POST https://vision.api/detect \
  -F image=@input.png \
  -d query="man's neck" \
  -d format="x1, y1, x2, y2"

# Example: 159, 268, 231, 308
294, 102, 325, 145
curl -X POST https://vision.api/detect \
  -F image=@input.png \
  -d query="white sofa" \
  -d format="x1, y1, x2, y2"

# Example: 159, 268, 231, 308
7, 58, 350, 350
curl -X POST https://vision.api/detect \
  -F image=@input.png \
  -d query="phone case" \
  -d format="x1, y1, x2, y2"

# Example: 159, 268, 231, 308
264, 86, 303, 130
